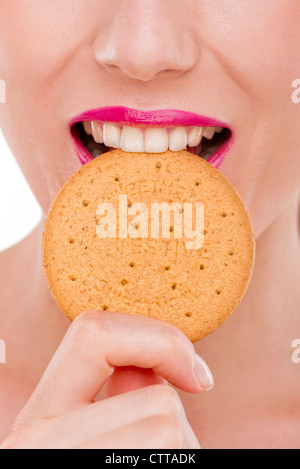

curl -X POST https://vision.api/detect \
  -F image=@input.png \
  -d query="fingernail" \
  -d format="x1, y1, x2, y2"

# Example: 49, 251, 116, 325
194, 354, 214, 391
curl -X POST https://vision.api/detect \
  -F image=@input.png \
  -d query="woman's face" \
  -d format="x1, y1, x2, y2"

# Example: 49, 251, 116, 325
0, 0, 299, 238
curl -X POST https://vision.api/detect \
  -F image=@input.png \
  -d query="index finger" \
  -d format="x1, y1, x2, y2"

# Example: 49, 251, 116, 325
16, 311, 213, 425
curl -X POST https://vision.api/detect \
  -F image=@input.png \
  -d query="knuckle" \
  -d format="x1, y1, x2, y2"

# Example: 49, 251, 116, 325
71, 311, 95, 336
70, 310, 112, 343
159, 323, 194, 359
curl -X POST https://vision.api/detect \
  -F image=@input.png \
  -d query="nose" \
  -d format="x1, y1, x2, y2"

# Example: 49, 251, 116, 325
93, 0, 200, 82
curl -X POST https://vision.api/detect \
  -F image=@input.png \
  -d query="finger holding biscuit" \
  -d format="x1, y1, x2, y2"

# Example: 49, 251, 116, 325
1, 311, 209, 449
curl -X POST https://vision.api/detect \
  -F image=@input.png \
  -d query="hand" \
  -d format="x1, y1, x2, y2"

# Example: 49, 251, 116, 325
0, 311, 213, 449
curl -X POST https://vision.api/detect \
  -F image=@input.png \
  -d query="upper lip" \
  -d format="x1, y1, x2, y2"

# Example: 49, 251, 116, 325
70, 106, 230, 129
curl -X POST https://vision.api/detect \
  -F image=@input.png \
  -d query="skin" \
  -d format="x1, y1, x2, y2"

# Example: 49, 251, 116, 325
0, 0, 300, 449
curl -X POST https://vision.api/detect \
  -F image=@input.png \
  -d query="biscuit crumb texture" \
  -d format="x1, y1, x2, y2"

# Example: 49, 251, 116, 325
42, 150, 255, 342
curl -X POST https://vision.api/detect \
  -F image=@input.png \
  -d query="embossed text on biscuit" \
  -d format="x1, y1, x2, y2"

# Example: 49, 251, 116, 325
96, 195, 205, 250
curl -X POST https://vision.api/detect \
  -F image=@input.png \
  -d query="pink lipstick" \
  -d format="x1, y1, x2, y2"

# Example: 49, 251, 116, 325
70, 106, 233, 167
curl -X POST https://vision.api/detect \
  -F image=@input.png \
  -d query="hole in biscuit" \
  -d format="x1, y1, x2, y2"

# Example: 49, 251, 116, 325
69, 275, 77, 282
102, 305, 108, 311
171, 283, 177, 290
121, 279, 128, 286
204, 229, 208, 235
129, 262, 135, 268
229, 250, 234, 256
114, 176, 120, 182
69, 238, 75, 244
164, 265, 171, 271
221, 212, 227, 217
169, 225, 174, 233
155, 162, 162, 170
200, 264, 205, 271
216, 289, 221, 295
195, 181, 200, 187
185, 312, 192, 318
82, 200, 90, 207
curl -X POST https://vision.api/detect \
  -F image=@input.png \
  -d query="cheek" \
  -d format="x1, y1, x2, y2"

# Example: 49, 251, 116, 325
221, 121, 300, 240
0, 2, 104, 211
223, 104, 300, 239
203, 2, 300, 237
203, 1, 300, 104
0, 3, 100, 101
248, 126, 300, 238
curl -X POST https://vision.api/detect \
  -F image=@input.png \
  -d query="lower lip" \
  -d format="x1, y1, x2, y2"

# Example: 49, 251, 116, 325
70, 107, 233, 168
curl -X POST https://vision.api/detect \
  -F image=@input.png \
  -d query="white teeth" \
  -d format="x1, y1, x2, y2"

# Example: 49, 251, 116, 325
169, 127, 187, 151
145, 128, 168, 153
202, 127, 215, 140
83, 121, 92, 135
121, 126, 144, 152
85, 121, 224, 155
187, 127, 203, 147
103, 123, 122, 148
91, 121, 104, 144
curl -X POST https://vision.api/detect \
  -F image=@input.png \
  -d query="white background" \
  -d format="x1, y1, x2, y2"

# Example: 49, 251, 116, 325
0, 129, 42, 252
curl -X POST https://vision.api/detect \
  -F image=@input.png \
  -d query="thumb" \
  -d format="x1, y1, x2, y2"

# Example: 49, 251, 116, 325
103, 366, 167, 398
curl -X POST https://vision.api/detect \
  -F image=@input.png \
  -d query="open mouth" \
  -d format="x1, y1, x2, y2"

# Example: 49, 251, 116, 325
73, 121, 230, 160
70, 107, 232, 167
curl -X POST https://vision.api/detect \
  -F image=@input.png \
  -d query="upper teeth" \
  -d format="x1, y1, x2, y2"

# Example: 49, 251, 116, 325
83, 121, 223, 154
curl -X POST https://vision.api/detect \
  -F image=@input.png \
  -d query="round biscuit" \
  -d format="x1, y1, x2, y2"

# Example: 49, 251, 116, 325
42, 150, 255, 342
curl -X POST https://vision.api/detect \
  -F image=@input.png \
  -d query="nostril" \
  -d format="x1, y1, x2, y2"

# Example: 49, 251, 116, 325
95, 55, 183, 82
99, 60, 193, 83
102, 63, 120, 73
